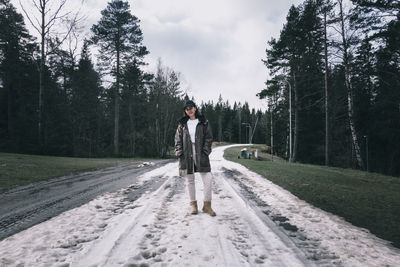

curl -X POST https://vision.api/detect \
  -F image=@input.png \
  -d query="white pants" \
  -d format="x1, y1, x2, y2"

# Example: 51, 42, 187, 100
186, 144, 213, 202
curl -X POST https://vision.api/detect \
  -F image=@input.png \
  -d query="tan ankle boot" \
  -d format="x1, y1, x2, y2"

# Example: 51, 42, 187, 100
190, 201, 198, 215
202, 201, 216, 216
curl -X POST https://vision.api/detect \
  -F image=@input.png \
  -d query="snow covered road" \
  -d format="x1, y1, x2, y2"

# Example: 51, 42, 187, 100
1, 145, 399, 266
0, 160, 171, 241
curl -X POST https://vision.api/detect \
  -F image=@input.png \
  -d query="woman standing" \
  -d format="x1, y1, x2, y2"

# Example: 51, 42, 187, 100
174, 100, 216, 216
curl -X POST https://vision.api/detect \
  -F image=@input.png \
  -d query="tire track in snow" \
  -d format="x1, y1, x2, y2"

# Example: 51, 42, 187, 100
212, 170, 315, 266
71, 163, 180, 266
220, 167, 339, 266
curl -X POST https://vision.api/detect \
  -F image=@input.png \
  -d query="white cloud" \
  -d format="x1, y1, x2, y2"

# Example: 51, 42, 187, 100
133, 0, 305, 110
14, 0, 305, 111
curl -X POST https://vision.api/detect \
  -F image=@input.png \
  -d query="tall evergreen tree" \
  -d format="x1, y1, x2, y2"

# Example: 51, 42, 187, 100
0, 0, 37, 152
70, 41, 102, 156
372, 18, 400, 175
317, 0, 336, 165
91, 0, 148, 155
351, 38, 375, 170
293, 0, 325, 164
120, 61, 151, 156
258, 78, 287, 156
264, 5, 302, 160
262, 0, 325, 163
47, 41, 75, 97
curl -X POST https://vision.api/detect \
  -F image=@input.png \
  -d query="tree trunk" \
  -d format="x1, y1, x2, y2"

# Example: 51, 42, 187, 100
288, 78, 292, 162
338, 0, 364, 169
346, 76, 364, 169
128, 103, 135, 156
324, 11, 329, 166
96, 108, 101, 155
161, 104, 170, 158
286, 118, 290, 159
7, 78, 13, 140
238, 108, 241, 143
38, 0, 46, 152
72, 118, 77, 156
114, 43, 120, 156
270, 104, 274, 155
218, 112, 222, 142
155, 100, 161, 157
293, 72, 298, 162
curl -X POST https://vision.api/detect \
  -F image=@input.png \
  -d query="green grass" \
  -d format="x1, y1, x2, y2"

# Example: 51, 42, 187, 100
0, 152, 147, 191
224, 145, 400, 248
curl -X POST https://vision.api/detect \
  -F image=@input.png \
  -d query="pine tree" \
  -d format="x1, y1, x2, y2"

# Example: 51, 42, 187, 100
91, 0, 148, 156
262, 0, 325, 163
264, 5, 302, 161
0, 0, 37, 151
120, 60, 151, 156
373, 18, 400, 175
317, 0, 336, 165
71, 41, 102, 156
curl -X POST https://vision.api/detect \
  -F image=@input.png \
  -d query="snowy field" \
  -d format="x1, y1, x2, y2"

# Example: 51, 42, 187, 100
1, 145, 399, 266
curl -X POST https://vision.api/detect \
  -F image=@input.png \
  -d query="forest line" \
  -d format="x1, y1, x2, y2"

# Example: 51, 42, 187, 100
0, 0, 399, 176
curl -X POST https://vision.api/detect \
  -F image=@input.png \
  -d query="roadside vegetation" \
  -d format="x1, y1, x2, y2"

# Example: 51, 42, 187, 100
0, 152, 146, 191
224, 145, 400, 249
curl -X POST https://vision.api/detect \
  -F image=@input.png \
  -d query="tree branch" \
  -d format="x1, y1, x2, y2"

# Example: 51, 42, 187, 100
19, 0, 41, 35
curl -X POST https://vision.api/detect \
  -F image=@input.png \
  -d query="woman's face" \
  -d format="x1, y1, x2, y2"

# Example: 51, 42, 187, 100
185, 106, 196, 117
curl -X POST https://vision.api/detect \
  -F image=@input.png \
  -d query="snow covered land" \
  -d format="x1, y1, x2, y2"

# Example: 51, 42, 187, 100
1, 145, 399, 266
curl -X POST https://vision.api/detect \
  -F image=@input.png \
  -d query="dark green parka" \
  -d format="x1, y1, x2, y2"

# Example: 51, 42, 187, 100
174, 115, 213, 175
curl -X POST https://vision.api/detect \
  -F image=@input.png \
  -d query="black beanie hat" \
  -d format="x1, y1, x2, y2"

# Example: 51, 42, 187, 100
183, 100, 196, 109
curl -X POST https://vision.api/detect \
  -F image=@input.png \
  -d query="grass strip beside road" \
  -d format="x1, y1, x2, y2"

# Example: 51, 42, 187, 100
0, 152, 147, 191
224, 145, 400, 249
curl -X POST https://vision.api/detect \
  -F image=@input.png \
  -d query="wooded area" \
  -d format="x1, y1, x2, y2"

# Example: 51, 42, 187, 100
0, 0, 265, 159
259, 0, 399, 176
0, 0, 399, 176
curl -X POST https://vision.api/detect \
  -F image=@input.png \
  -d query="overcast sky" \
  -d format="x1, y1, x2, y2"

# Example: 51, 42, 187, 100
15, 0, 305, 111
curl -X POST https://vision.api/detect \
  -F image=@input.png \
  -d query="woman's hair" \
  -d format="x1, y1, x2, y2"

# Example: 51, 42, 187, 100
184, 107, 201, 118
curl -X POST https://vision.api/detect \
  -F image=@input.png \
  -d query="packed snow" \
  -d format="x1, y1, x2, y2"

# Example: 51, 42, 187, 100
0, 144, 399, 266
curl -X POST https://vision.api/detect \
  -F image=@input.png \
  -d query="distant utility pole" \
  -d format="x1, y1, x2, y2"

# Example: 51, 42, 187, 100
250, 115, 259, 144
242, 123, 251, 144
248, 125, 252, 144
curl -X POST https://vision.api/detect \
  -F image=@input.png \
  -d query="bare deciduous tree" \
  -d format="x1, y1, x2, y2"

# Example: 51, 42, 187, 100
19, 0, 81, 150
337, 0, 364, 169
